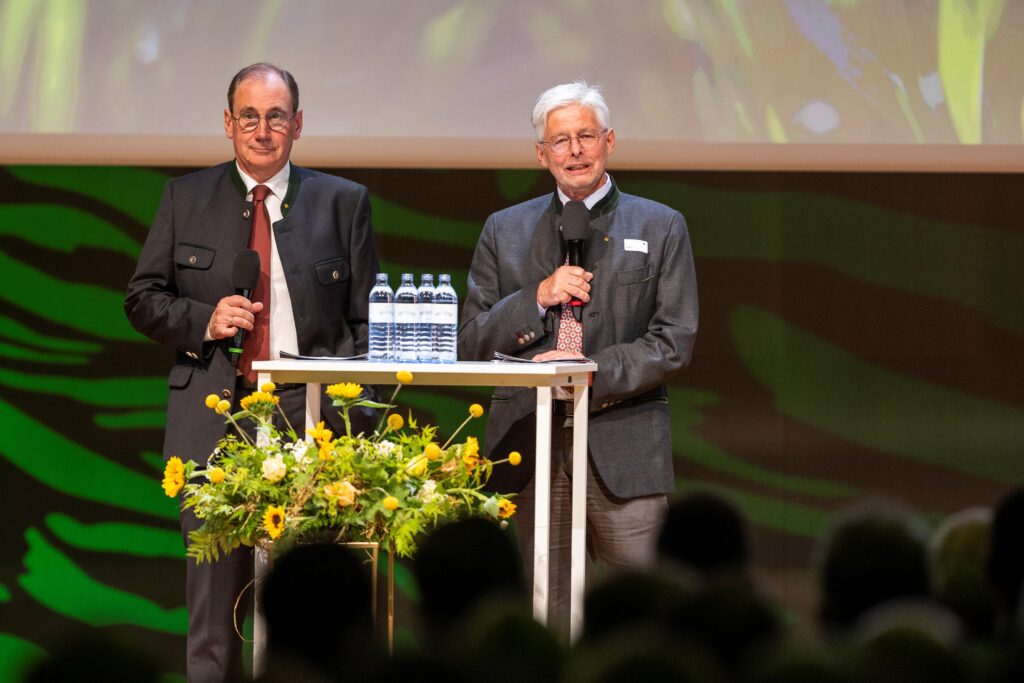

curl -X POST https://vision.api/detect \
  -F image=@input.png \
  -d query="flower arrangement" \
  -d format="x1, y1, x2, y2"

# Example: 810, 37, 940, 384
162, 371, 519, 561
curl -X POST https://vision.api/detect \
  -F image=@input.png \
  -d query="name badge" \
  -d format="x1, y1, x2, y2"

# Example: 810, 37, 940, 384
624, 239, 648, 254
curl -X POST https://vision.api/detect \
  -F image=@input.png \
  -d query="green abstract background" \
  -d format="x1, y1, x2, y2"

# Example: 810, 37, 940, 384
0, 165, 1021, 680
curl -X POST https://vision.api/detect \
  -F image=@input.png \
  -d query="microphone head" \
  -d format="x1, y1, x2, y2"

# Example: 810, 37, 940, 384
561, 200, 590, 241
232, 249, 261, 290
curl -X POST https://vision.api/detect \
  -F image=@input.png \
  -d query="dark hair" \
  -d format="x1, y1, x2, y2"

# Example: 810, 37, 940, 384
227, 62, 299, 113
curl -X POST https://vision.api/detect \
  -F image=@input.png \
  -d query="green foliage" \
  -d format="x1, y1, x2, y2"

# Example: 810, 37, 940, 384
161, 384, 517, 561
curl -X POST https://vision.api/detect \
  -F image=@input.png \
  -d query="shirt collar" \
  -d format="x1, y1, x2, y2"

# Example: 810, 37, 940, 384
236, 161, 291, 200
556, 173, 612, 210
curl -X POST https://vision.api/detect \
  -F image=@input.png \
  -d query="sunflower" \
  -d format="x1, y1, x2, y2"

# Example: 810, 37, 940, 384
263, 505, 285, 540
326, 382, 362, 400
498, 499, 517, 519
240, 391, 280, 411
161, 457, 185, 497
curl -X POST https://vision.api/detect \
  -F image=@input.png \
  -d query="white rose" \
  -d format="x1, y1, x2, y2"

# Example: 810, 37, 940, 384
261, 455, 287, 483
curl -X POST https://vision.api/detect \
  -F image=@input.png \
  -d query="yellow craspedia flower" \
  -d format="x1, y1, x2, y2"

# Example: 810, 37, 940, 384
469, 403, 484, 418
498, 499, 517, 519
327, 382, 362, 399
424, 443, 442, 461
240, 391, 280, 411
260, 381, 276, 393
161, 456, 185, 497
205, 394, 219, 409
382, 496, 400, 511
387, 413, 404, 431
405, 454, 428, 478
508, 451, 522, 466
306, 420, 333, 443
263, 505, 285, 540
208, 467, 225, 484
215, 399, 232, 414
395, 370, 413, 384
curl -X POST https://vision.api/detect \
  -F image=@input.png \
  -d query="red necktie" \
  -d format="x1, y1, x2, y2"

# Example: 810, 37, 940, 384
240, 184, 271, 383
555, 256, 583, 354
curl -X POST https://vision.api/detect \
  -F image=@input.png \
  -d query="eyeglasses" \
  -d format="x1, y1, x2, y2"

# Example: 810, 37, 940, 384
541, 129, 607, 155
231, 111, 295, 133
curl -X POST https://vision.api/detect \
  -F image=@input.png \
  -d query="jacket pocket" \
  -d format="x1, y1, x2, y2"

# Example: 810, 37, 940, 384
168, 364, 195, 389
616, 262, 652, 285
174, 242, 215, 270
314, 258, 350, 285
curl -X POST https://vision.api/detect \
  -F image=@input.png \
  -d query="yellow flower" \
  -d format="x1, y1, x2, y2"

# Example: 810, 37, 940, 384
161, 457, 185, 497
387, 413, 404, 431
205, 394, 219, 409
498, 499, 517, 519
424, 443, 442, 461
326, 382, 362, 399
405, 454, 428, 478
469, 403, 484, 418
208, 467, 225, 484
260, 381, 276, 393
508, 451, 522, 466
240, 391, 280, 411
263, 505, 285, 540
306, 420, 333, 443
318, 441, 334, 461
324, 480, 358, 507
464, 436, 479, 458
382, 496, 400, 511
395, 370, 413, 384
215, 399, 232, 414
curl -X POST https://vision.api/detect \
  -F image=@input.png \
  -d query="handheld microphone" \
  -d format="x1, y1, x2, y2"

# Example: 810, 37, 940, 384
561, 200, 590, 318
228, 249, 260, 367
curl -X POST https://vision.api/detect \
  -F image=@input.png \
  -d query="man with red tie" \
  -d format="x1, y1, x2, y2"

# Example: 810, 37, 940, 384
125, 63, 379, 681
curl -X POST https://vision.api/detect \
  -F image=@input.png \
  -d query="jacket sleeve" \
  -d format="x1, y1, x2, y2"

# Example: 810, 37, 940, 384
343, 184, 378, 355
458, 213, 551, 361
124, 179, 215, 357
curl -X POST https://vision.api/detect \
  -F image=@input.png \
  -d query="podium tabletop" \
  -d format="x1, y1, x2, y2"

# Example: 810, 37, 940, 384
252, 359, 597, 388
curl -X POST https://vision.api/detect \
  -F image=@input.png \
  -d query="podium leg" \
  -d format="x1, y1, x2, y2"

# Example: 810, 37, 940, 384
569, 383, 589, 642
532, 387, 553, 624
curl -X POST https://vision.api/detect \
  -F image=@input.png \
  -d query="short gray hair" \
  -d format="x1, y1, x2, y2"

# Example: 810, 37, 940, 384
531, 81, 610, 141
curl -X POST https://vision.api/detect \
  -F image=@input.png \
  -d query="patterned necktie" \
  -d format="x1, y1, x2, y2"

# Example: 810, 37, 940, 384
555, 256, 583, 354
240, 184, 271, 383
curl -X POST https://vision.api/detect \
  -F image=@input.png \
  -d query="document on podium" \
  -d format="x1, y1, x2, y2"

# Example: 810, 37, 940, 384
491, 351, 593, 364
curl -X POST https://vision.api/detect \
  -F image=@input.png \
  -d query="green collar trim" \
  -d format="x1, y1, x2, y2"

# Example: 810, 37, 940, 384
549, 176, 620, 219
229, 162, 299, 217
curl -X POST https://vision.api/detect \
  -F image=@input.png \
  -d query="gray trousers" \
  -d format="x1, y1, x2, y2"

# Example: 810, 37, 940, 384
513, 416, 668, 635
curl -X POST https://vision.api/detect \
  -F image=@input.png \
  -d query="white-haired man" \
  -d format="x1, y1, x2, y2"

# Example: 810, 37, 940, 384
459, 81, 698, 631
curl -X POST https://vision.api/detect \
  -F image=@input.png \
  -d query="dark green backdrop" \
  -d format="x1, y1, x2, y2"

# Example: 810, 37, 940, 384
1, 165, 1021, 681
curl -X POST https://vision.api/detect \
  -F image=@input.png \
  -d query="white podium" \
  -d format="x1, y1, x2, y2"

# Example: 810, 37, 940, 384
250, 359, 597, 668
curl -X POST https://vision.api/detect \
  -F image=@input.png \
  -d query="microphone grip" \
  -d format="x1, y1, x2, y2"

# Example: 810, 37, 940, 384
227, 286, 253, 366
567, 240, 585, 308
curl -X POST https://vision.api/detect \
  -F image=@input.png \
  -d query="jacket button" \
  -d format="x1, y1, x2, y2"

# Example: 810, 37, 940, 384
187, 255, 197, 264
221, 389, 232, 398
243, 209, 251, 219
332, 270, 340, 280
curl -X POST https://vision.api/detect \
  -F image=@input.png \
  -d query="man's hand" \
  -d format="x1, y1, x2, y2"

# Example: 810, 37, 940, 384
532, 349, 585, 362
207, 295, 263, 340
537, 265, 593, 308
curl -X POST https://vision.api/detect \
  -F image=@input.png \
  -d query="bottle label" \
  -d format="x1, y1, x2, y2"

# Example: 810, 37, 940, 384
433, 303, 457, 325
368, 302, 393, 323
395, 304, 418, 325
418, 303, 433, 322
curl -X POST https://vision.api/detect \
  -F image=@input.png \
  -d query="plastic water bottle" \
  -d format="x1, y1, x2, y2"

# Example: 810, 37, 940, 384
368, 273, 394, 361
433, 273, 458, 363
394, 273, 419, 362
417, 274, 435, 362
